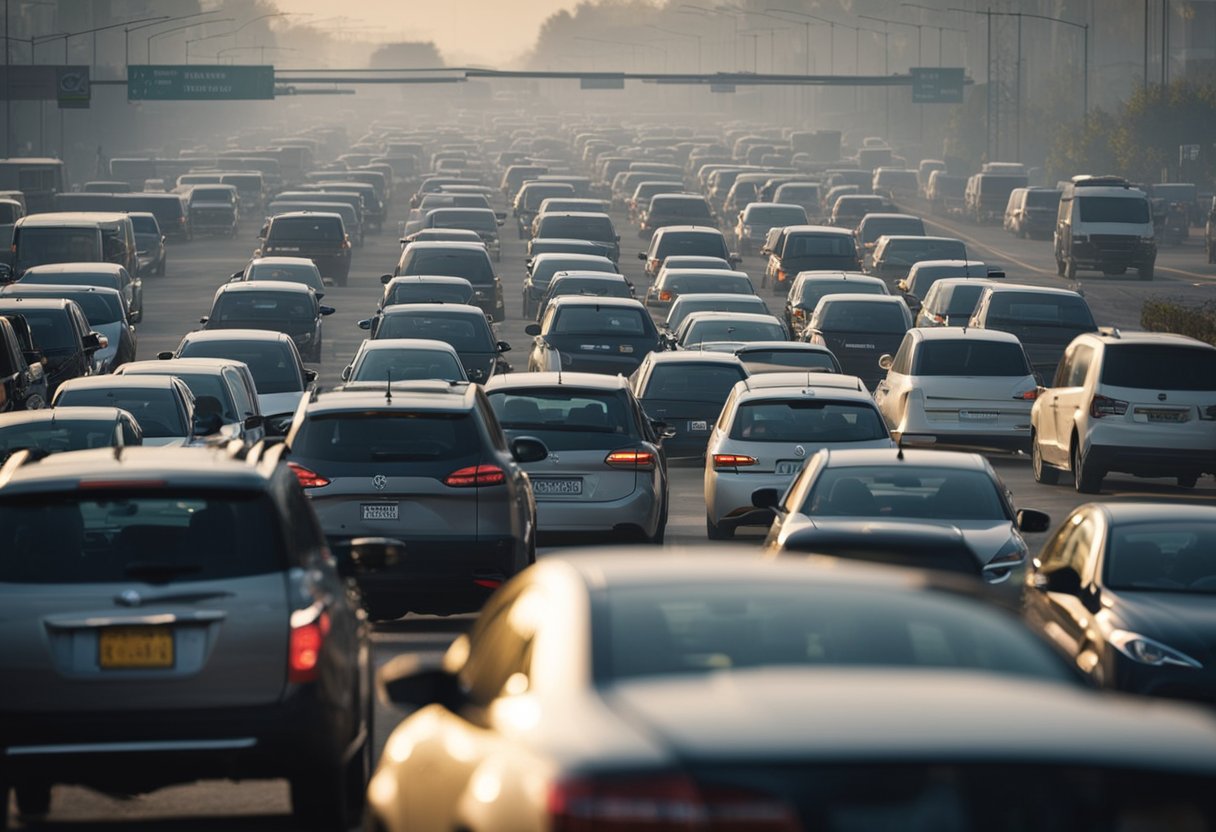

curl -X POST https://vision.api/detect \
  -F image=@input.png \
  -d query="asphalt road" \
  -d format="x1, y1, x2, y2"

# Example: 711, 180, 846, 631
13, 187, 1215, 830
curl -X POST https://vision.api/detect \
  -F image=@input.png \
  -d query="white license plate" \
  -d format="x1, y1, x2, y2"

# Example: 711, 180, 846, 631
688, 421, 708, 432
361, 503, 399, 521
1139, 409, 1189, 423
531, 478, 583, 496
959, 410, 998, 422
775, 460, 803, 475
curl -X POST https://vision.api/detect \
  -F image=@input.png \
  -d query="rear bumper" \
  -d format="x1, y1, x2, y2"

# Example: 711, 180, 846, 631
535, 485, 662, 535
898, 407, 1032, 453
707, 469, 795, 526
1084, 443, 1216, 477
1069, 240, 1155, 269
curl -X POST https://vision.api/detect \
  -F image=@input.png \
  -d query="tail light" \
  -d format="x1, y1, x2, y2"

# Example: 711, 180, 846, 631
1014, 389, 1038, 401
648, 257, 661, 272
792, 308, 804, 319
288, 462, 330, 489
712, 453, 757, 470
445, 464, 506, 487
932, 313, 947, 324
288, 608, 329, 684
776, 269, 787, 284
1090, 394, 1129, 418
658, 291, 672, 302
549, 775, 799, 832
605, 450, 656, 470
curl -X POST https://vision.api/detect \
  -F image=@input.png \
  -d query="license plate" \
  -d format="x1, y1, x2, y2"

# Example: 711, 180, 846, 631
531, 478, 583, 496
99, 627, 174, 670
775, 460, 803, 475
688, 421, 708, 432
1140, 409, 1189, 423
361, 503, 399, 521
959, 410, 998, 422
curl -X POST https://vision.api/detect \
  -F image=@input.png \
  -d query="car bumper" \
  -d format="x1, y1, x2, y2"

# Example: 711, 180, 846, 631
706, 469, 795, 526
1069, 241, 1155, 269
897, 409, 1032, 453
534, 485, 661, 535
1083, 442, 1216, 477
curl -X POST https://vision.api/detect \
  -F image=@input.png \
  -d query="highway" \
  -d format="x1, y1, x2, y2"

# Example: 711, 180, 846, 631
23, 190, 1216, 830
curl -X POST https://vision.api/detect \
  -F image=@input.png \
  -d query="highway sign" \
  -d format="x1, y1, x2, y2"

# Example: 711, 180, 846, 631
127, 65, 275, 101
911, 67, 965, 104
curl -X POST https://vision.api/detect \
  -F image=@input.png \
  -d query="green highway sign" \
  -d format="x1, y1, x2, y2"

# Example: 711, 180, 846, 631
127, 65, 275, 101
911, 67, 965, 104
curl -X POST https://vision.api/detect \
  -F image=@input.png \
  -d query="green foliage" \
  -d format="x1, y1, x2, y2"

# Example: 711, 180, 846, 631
1141, 298, 1216, 346
1046, 109, 1120, 184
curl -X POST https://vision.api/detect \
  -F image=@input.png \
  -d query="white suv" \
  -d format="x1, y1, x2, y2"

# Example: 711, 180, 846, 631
1030, 330, 1216, 492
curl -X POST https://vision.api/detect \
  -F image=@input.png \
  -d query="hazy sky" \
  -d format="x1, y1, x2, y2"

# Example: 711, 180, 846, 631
274, 0, 582, 65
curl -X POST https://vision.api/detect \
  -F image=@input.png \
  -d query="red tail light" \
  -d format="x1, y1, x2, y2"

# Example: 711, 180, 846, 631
1014, 388, 1039, 401
932, 314, 947, 324
1090, 394, 1129, 418
712, 453, 757, 469
288, 462, 330, 489
288, 610, 329, 684
605, 450, 656, 470
776, 269, 787, 283
549, 775, 799, 832
792, 308, 805, 319
445, 464, 506, 487
658, 290, 672, 302
648, 257, 661, 272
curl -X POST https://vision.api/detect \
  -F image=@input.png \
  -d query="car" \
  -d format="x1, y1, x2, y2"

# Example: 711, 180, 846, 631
874, 327, 1039, 452
536, 272, 633, 321
1025, 501, 1216, 703
664, 292, 769, 334
115, 358, 265, 446
19, 261, 142, 324
674, 311, 787, 350
422, 207, 503, 262
486, 372, 669, 541
0, 284, 136, 374
378, 274, 475, 308
803, 294, 912, 389
762, 226, 862, 294
704, 373, 891, 539
340, 338, 468, 384
854, 212, 927, 261
760, 447, 1051, 593
186, 184, 239, 237
643, 268, 755, 316
363, 553, 1213, 832
513, 181, 576, 237
868, 235, 969, 286
629, 351, 749, 457
829, 193, 891, 227
639, 225, 738, 281
9, 212, 138, 279
766, 519, 983, 579
362, 303, 509, 384
0, 445, 376, 830
915, 277, 1001, 328
127, 211, 166, 277
895, 259, 992, 315
733, 341, 841, 375
276, 382, 545, 618
525, 297, 660, 376
733, 202, 809, 257
233, 256, 328, 298
395, 241, 504, 323
0, 314, 47, 411
522, 253, 617, 319
0, 298, 104, 397
967, 284, 1098, 383
399, 227, 484, 247
927, 170, 968, 215
51, 374, 203, 447
530, 212, 620, 262
202, 281, 335, 364
257, 211, 352, 287
0, 406, 141, 461
1030, 330, 1216, 492
783, 271, 887, 338
166, 329, 315, 423
1054, 176, 1156, 281
771, 180, 821, 217
1006, 186, 1062, 239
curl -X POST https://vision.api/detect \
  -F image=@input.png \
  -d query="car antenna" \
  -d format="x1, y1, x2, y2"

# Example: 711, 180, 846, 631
385, 368, 392, 403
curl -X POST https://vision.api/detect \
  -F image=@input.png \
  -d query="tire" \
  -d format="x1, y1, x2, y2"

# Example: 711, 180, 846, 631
1064, 258, 1077, 281
1178, 474, 1199, 489
1138, 263, 1154, 281
1031, 434, 1060, 485
1055, 255, 1066, 277
291, 759, 356, 832
648, 499, 668, 545
156, 258, 166, 277
706, 512, 733, 540
15, 781, 51, 818
1072, 442, 1102, 494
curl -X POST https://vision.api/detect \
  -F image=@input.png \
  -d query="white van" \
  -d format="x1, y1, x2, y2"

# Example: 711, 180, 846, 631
1053, 176, 1156, 281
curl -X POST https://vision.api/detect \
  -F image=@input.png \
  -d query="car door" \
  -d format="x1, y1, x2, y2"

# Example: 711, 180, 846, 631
1047, 343, 1094, 466
874, 335, 912, 426
1025, 509, 1099, 672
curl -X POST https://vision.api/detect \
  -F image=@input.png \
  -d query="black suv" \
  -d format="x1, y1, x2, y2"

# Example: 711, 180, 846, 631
0, 298, 102, 397
203, 281, 335, 363
258, 212, 352, 287
395, 241, 505, 323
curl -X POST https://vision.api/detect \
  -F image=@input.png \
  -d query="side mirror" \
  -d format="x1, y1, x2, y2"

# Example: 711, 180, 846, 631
524, 323, 541, 336
511, 435, 549, 463
1036, 566, 1082, 595
157, 350, 174, 360
751, 487, 781, 510
377, 652, 463, 711
637, 252, 647, 261
497, 340, 511, 353
1016, 508, 1051, 533
243, 414, 264, 430
199, 316, 209, 325
340, 365, 352, 381
82, 332, 105, 353
192, 411, 224, 437
303, 369, 318, 383
230, 270, 244, 281
319, 305, 336, 316
357, 319, 372, 330
349, 536, 404, 572
878, 354, 894, 371
380, 274, 394, 285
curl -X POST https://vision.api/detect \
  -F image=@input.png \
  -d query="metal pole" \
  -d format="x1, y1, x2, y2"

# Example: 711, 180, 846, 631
1162, 1, 1168, 85
4, 0, 10, 157
986, 8, 992, 162
1083, 23, 1089, 116
1144, 0, 1149, 89
1016, 13, 1021, 161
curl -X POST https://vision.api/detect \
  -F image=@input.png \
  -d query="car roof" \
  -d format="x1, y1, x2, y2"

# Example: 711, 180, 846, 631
1093, 501, 1216, 525
642, 351, 746, 367
0, 447, 273, 494
670, 292, 764, 304
1079, 330, 1214, 348
0, 297, 75, 311
878, 235, 962, 244
795, 271, 880, 282
931, 277, 1000, 292
117, 358, 243, 376
548, 296, 646, 311
17, 212, 127, 227
651, 193, 708, 201
270, 211, 342, 222
357, 338, 460, 354
215, 280, 313, 296
3, 284, 122, 300
907, 259, 987, 273
819, 292, 906, 304
661, 269, 750, 279
684, 311, 781, 324
486, 371, 629, 392
308, 383, 476, 414
780, 224, 853, 237
653, 225, 724, 236
386, 275, 474, 286
537, 211, 613, 220
402, 241, 489, 252
531, 252, 615, 265
0, 407, 127, 427
58, 374, 183, 392
980, 283, 1084, 298
738, 372, 867, 393
912, 326, 1022, 344
380, 302, 486, 317
734, 341, 834, 354
859, 212, 923, 222
250, 256, 318, 268
820, 446, 988, 470
22, 262, 126, 276
181, 329, 292, 345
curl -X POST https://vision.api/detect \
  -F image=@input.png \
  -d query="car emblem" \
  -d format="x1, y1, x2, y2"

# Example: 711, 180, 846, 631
794, 445, 806, 457
372, 474, 388, 491
1158, 393, 1167, 401
117, 589, 142, 607
549, 453, 560, 463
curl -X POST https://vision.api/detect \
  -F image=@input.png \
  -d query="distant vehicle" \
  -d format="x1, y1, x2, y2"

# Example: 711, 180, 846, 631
915, 277, 1001, 328
664, 292, 769, 334
422, 207, 503, 262
0, 298, 102, 397
896, 259, 992, 316
115, 358, 265, 447
763, 226, 861, 294
868, 235, 968, 286
0, 284, 135, 374
639, 193, 717, 238
19, 262, 142, 324
257, 212, 351, 287
733, 341, 841, 375
127, 212, 166, 277
378, 275, 475, 308
340, 338, 468, 384
0, 157, 65, 212
52, 374, 201, 447
395, 241, 503, 322
185, 184, 239, 237
168, 329, 315, 421
926, 171, 967, 216
629, 351, 748, 457
640, 226, 738, 281
1005, 187, 1061, 239
733, 203, 809, 257
233, 256, 326, 298
967, 284, 1097, 382
202, 281, 334, 364
1054, 176, 1156, 281
644, 269, 755, 315
364, 303, 509, 384
531, 212, 620, 262
9, 212, 137, 280
803, 294, 912, 389
536, 272, 633, 321
855, 213, 926, 260
525, 297, 660, 376
783, 271, 888, 338
966, 173, 1030, 224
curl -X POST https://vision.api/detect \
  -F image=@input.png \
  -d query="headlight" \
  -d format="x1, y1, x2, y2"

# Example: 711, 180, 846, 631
1110, 630, 1202, 668
983, 538, 1027, 583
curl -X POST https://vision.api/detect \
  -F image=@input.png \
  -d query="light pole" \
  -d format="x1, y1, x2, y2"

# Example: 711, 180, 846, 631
124, 11, 216, 70
211, 45, 298, 65
679, 5, 741, 71
647, 24, 702, 73
766, 8, 837, 74
899, 3, 967, 65
147, 17, 234, 65
4, 0, 56, 157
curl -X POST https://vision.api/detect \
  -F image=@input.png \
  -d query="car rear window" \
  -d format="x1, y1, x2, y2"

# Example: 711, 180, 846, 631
270, 217, 342, 242
914, 340, 1031, 377
489, 389, 639, 450
533, 259, 615, 285
536, 216, 615, 241
552, 307, 649, 336
744, 206, 807, 225
1025, 190, 1061, 209
55, 387, 185, 438
0, 492, 284, 584
799, 280, 885, 308
651, 198, 712, 218
10, 291, 122, 326
686, 319, 785, 344
667, 274, 753, 295
670, 299, 766, 329
729, 399, 886, 442
294, 412, 478, 462
179, 341, 301, 394
214, 293, 313, 322
644, 364, 746, 402
818, 301, 907, 334
1100, 344, 1216, 391
881, 239, 967, 265
739, 349, 839, 374
657, 233, 728, 259
428, 210, 497, 232
378, 313, 492, 351
0, 419, 121, 459
387, 283, 474, 305
985, 292, 1095, 328
402, 251, 494, 285
1077, 196, 1150, 224
16, 229, 100, 269
784, 234, 856, 259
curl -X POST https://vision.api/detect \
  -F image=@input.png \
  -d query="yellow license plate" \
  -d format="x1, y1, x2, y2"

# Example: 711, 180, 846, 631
98, 627, 174, 669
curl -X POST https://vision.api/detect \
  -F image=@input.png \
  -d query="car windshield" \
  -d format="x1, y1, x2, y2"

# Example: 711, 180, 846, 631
667, 275, 752, 295
16, 228, 99, 269
402, 251, 494, 285
881, 240, 967, 265
270, 217, 342, 242
55, 388, 185, 438
730, 399, 885, 442
802, 466, 1008, 520
378, 313, 492, 351
685, 319, 784, 344
799, 280, 885, 308
0, 419, 121, 459
0, 492, 283, 583
985, 292, 1095, 328
784, 235, 855, 259
602, 583, 1070, 682
489, 389, 639, 450
644, 364, 746, 402
551, 307, 649, 337
1104, 521, 1216, 594
914, 340, 1031, 377
1100, 345, 1216, 391
213, 293, 313, 322
387, 283, 473, 305
739, 349, 839, 374
247, 263, 322, 290
179, 341, 301, 394
1077, 196, 1151, 224
818, 301, 907, 333
293, 412, 477, 462
353, 349, 465, 382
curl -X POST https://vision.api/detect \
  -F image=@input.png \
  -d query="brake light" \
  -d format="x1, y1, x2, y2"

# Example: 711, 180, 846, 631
776, 269, 787, 283
1014, 389, 1038, 401
1090, 394, 1129, 418
712, 453, 757, 469
648, 257, 661, 272
288, 610, 329, 684
549, 775, 799, 832
658, 290, 672, 302
445, 464, 506, 487
605, 450, 656, 470
288, 462, 330, 489
792, 308, 804, 319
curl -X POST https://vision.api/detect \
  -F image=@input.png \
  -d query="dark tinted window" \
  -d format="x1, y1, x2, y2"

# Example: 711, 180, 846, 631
20, 271, 120, 291
402, 250, 494, 285
16, 228, 100, 269
179, 341, 301, 394
1101, 344, 1216, 391
914, 340, 1031, 377
651, 199, 712, 218
532, 259, 615, 285
9, 291, 122, 326
190, 187, 234, 203
985, 292, 1094, 328
294, 412, 477, 462
269, 217, 342, 242
535, 216, 615, 241
743, 206, 807, 225
387, 283, 473, 305
644, 364, 746, 402
784, 234, 856, 259
730, 399, 885, 442
818, 301, 908, 334
880, 239, 967, 265
246, 263, 323, 291
213, 292, 313, 322
129, 215, 159, 234
685, 319, 784, 344
798, 279, 884, 308
1024, 190, 1062, 209
802, 466, 1007, 520
353, 349, 465, 382
667, 274, 753, 295
548, 279, 631, 300
378, 313, 492, 351
159, 372, 238, 421
1105, 521, 1216, 594
55, 387, 185, 438
739, 349, 839, 373
0, 493, 283, 583
428, 210, 497, 232
2, 308, 74, 350
656, 233, 728, 259
489, 389, 639, 450
0, 419, 120, 458
552, 307, 649, 336
944, 284, 987, 317
1077, 196, 1150, 224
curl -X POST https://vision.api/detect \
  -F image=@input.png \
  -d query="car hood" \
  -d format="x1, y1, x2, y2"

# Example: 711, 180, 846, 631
257, 390, 305, 417
1107, 591, 1216, 663
789, 515, 1012, 561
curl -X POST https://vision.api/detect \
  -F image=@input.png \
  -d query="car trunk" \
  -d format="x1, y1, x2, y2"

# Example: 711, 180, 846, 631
520, 447, 639, 503
917, 376, 1035, 431
545, 333, 654, 376
819, 329, 904, 387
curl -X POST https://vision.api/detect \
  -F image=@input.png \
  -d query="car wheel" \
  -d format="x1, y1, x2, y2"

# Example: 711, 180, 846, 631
1031, 434, 1059, 485
291, 762, 353, 832
1178, 474, 1199, 489
1064, 258, 1077, 281
1072, 442, 1102, 494
1055, 255, 1065, 277
1138, 263, 1154, 281
648, 499, 668, 545
14, 781, 51, 818
706, 512, 733, 540
156, 258, 166, 277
